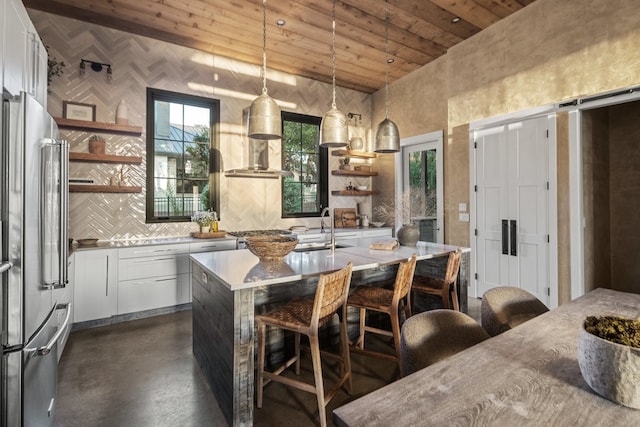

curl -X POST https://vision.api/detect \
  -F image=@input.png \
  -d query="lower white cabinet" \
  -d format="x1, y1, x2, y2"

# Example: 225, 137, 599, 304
117, 274, 190, 315
117, 243, 190, 315
73, 248, 118, 323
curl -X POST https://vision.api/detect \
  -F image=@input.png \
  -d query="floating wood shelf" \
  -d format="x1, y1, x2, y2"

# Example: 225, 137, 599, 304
55, 118, 142, 136
331, 149, 378, 159
69, 152, 142, 164
69, 185, 142, 193
332, 169, 378, 177
332, 190, 378, 196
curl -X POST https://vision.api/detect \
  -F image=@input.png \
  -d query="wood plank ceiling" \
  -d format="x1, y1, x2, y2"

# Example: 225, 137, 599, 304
25, 0, 537, 94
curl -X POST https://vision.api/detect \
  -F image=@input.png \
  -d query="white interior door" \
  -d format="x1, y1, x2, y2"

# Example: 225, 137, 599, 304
475, 117, 549, 305
399, 132, 444, 243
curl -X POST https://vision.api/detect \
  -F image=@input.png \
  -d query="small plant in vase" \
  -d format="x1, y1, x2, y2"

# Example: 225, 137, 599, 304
578, 315, 640, 409
191, 211, 217, 233
374, 188, 434, 246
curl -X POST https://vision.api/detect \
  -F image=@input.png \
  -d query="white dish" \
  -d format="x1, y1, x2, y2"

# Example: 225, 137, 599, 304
371, 222, 384, 228
355, 185, 368, 191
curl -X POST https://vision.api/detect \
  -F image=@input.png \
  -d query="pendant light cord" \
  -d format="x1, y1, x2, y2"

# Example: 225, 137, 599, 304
262, 0, 268, 95
384, 0, 389, 119
331, 0, 337, 109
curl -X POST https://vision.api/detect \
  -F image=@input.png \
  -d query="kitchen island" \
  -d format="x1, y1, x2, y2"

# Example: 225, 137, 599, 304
190, 239, 469, 426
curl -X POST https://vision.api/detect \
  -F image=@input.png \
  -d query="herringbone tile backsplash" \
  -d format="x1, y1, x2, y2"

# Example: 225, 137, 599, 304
30, 10, 372, 240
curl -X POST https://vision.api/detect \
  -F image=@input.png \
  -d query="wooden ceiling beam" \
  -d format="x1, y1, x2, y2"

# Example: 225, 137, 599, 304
429, 0, 501, 29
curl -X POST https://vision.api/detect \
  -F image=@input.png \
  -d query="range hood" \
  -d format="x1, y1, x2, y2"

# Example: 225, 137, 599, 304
224, 139, 292, 179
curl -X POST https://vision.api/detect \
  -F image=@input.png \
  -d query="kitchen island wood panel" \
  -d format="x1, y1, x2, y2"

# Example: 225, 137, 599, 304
333, 288, 640, 427
190, 240, 469, 426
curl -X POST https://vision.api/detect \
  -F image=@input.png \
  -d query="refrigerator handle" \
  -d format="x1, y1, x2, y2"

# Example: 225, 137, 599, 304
0, 261, 13, 274
59, 139, 69, 286
41, 139, 68, 289
36, 303, 72, 356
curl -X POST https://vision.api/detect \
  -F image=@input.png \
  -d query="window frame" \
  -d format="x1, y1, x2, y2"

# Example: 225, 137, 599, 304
145, 87, 220, 223
280, 111, 328, 218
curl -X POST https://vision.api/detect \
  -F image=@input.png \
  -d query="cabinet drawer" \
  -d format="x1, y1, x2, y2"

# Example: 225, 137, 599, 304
117, 274, 190, 315
335, 232, 361, 241
296, 234, 328, 243
118, 243, 189, 259
189, 239, 237, 253
361, 228, 392, 238
118, 253, 190, 281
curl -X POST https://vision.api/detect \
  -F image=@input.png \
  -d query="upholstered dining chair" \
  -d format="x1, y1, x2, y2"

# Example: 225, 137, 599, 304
480, 286, 549, 337
411, 248, 462, 312
399, 309, 490, 377
256, 263, 353, 427
347, 254, 417, 366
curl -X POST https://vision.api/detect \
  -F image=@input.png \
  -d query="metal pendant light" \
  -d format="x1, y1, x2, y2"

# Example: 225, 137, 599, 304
248, 0, 281, 140
374, 0, 400, 153
320, 0, 349, 148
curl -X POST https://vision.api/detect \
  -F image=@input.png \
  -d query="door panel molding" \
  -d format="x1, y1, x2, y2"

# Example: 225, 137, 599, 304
471, 114, 558, 308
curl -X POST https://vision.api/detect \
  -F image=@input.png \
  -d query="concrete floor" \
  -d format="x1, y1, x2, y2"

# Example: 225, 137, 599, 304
54, 298, 482, 427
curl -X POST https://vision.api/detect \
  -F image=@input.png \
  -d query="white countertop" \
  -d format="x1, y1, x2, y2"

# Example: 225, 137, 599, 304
190, 237, 467, 291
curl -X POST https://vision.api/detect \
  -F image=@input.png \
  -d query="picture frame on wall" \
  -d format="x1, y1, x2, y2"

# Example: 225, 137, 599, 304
63, 101, 96, 122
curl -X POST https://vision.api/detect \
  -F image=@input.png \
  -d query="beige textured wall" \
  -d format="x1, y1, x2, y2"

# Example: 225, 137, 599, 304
31, 11, 372, 239
371, 0, 640, 300
609, 102, 640, 293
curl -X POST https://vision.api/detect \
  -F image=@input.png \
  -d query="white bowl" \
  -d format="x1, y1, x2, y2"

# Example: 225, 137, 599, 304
371, 222, 384, 228
355, 185, 368, 191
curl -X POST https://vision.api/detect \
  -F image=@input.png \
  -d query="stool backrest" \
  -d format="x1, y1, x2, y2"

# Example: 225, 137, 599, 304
312, 262, 353, 329
444, 248, 462, 285
393, 254, 417, 303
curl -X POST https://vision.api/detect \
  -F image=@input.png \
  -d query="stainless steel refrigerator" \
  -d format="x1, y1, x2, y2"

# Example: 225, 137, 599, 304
1, 92, 70, 426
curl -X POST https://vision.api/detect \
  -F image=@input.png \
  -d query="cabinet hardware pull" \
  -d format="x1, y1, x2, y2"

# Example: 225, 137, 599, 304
510, 220, 517, 256
501, 220, 509, 255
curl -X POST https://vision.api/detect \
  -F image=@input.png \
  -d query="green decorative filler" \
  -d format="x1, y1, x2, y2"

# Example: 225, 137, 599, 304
584, 316, 640, 348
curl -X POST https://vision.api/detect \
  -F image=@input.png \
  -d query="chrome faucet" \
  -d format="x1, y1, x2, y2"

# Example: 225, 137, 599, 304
320, 207, 336, 254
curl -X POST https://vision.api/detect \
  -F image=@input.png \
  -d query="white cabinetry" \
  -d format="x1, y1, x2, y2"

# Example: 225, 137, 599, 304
2, 0, 48, 104
117, 244, 190, 315
2, 0, 28, 96
74, 249, 118, 323
189, 239, 237, 253
361, 228, 392, 238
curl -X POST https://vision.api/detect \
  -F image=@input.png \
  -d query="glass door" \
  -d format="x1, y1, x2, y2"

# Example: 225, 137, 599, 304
402, 139, 443, 243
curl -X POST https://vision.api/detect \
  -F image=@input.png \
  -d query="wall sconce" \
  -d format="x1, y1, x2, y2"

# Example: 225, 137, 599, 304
79, 59, 112, 80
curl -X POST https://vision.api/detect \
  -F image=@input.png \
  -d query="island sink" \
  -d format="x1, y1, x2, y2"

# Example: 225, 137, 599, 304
292, 242, 349, 252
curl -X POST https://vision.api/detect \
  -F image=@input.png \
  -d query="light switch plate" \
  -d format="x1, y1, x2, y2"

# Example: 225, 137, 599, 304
459, 213, 470, 222
458, 203, 467, 212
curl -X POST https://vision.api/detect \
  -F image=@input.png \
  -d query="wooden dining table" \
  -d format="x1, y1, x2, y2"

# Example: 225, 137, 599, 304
333, 288, 640, 426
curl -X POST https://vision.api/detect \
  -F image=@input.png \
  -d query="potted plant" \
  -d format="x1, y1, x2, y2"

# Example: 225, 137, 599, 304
577, 315, 640, 409
191, 210, 217, 233
374, 188, 428, 246
88, 135, 106, 155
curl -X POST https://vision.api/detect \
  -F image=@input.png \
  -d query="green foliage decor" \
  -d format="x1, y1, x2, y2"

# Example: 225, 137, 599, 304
584, 316, 640, 348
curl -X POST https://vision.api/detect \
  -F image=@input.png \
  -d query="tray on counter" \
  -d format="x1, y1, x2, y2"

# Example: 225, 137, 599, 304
190, 231, 227, 239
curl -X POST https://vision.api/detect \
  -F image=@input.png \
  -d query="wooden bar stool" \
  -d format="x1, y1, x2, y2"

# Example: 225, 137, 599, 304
256, 263, 353, 427
346, 254, 417, 365
411, 248, 462, 312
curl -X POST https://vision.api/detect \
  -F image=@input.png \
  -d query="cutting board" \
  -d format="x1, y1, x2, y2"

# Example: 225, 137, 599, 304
334, 208, 357, 228
369, 239, 399, 251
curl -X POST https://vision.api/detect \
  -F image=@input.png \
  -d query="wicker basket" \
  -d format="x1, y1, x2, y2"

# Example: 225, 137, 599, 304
245, 235, 298, 262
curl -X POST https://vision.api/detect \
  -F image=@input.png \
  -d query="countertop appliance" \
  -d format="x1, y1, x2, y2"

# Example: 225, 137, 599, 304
1, 92, 71, 426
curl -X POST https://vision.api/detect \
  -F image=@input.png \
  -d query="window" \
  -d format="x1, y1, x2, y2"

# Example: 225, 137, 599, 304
281, 112, 328, 217
146, 88, 220, 223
